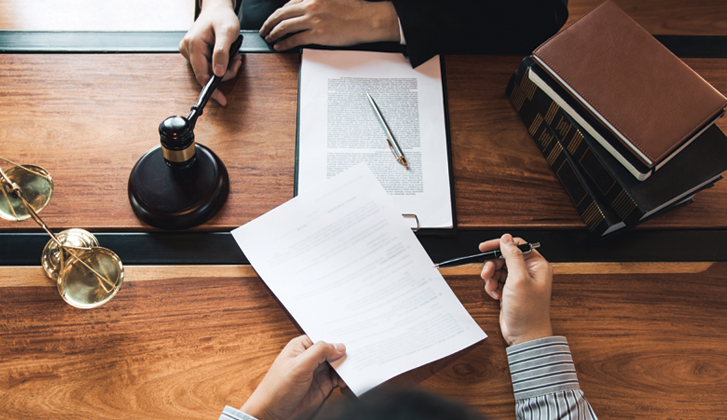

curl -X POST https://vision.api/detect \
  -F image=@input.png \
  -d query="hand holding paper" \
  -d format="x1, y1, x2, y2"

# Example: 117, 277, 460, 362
240, 335, 347, 420
232, 164, 485, 396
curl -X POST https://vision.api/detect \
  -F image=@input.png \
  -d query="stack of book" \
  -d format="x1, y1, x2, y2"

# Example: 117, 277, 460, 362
506, 0, 727, 237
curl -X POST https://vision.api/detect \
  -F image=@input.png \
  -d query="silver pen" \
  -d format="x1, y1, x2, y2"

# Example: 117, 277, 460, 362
366, 93, 409, 168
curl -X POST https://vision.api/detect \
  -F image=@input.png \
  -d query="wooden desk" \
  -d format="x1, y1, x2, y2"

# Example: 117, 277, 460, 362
0, 53, 726, 231
2, 262, 726, 419
2, 8, 727, 418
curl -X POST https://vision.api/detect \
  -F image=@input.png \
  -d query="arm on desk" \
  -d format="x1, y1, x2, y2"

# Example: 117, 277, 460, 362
259, 0, 401, 51
481, 234, 598, 420
507, 337, 598, 420
221, 234, 596, 420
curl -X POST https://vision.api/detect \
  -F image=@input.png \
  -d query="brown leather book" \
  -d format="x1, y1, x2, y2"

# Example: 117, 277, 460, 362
532, 0, 727, 171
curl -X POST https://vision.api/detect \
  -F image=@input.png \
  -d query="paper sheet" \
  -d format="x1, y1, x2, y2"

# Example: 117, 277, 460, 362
232, 164, 485, 396
297, 49, 453, 230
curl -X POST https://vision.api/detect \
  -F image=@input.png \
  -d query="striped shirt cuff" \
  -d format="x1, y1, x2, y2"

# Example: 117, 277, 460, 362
219, 406, 259, 420
506, 336, 581, 400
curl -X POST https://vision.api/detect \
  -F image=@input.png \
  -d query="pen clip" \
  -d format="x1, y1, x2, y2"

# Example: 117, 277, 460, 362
506, 242, 540, 258
523, 242, 541, 254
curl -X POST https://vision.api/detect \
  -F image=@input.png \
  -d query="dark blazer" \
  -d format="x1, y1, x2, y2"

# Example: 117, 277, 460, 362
393, 0, 569, 66
238, 0, 569, 67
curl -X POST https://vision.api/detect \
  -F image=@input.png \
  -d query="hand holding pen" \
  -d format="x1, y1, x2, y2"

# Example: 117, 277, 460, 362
433, 242, 540, 268
479, 234, 553, 346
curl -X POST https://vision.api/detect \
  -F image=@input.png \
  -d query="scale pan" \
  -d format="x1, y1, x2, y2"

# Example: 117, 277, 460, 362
0, 165, 53, 221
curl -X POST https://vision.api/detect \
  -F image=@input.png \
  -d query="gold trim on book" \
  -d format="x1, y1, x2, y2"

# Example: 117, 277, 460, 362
545, 101, 559, 125
582, 201, 605, 232
567, 130, 582, 154
547, 141, 561, 166
521, 69, 536, 101
554, 115, 571, 138
611, 190, 638, 220
510, 84, 527, 112
538, 126, 554, 150
529, 113, 544, 136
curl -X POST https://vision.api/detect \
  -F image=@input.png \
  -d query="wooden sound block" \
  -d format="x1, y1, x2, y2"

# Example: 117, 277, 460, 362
128, 144, 228, 229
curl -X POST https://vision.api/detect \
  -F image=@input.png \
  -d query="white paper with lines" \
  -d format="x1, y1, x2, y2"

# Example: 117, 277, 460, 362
232, 164, 485, 395
297, 49, 453, 230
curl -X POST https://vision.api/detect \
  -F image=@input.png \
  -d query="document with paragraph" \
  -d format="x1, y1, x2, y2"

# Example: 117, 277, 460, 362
232, 164, 486, 396
297, 49, 453, 230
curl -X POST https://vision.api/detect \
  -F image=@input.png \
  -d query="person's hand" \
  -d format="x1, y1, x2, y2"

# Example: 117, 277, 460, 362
241, 335, 347, 420
179, 0, 242, 106
480, 234, 554, 346
259, 0, 400, 51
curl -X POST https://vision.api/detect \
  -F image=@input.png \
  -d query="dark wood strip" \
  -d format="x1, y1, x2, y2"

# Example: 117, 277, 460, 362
0, 30, 275, 53
3, 229, 727, 266
0, 31, 725, 58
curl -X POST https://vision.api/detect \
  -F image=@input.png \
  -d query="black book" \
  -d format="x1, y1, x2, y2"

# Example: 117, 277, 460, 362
508, 63, 626, 237
524, 57, 654, 181
509, 57, 727, 227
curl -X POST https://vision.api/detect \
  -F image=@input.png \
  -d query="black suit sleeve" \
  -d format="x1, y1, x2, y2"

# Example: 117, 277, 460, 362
392, 0, 569, 67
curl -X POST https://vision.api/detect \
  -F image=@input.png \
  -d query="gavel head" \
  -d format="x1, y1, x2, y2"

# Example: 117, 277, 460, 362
159, 116, 197, 170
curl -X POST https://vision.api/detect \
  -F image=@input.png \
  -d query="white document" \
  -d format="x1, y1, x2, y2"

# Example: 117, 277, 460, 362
297, 49, 453, 230
232, 164, 486, 396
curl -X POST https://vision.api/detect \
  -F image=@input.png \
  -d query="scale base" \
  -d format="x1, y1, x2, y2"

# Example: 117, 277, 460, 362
128, 144, 228, 230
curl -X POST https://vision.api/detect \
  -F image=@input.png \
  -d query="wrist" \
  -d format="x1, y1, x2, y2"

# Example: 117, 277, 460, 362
199, 0, 234, 12
240, 397, 270, 420
365, 1, 400, 43
506, 324, 554, 347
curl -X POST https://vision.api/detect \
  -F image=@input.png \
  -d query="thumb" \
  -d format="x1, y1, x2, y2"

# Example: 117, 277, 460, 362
211, 29, 237, 77
298, 341, 347, 374
500, 234, 528, 276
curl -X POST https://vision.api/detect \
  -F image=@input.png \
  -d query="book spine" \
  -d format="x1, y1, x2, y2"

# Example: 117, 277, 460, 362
526, 62, 653, 181
508, 63, 624, 236
529, 82, 644, 226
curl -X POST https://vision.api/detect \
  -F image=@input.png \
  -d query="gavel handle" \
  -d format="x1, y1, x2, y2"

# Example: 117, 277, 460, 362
187, 34, 244, 126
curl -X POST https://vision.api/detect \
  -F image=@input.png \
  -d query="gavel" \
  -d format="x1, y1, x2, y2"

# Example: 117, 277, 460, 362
128, 35, 243, 230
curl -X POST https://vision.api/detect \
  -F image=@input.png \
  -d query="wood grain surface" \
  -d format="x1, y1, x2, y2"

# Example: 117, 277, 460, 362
1, 2, 726, 420
566, 0, 727, 35
0, 53, 299, 232
2, 262, 726, 419
439, 55, 727, 230
1, 54, 726, 232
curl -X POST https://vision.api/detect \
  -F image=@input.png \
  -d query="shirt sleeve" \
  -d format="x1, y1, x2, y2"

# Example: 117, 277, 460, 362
219, 406, 259, 420
506, 336, 598, 420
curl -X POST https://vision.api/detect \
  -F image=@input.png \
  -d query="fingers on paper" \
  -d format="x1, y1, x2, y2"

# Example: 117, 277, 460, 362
290, 336, 347, 375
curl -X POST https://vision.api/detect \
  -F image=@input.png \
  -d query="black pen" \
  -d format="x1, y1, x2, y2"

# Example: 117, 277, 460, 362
433, 242, 541, 268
